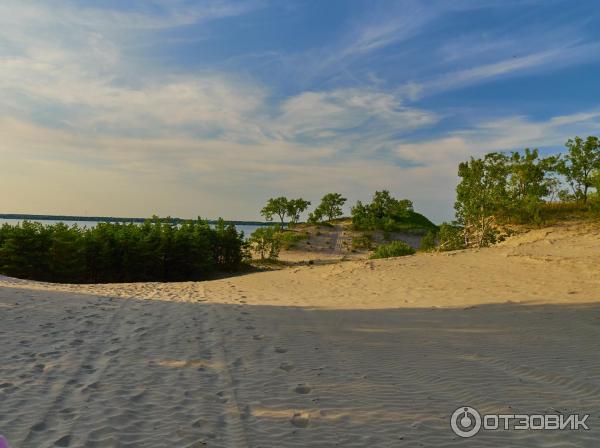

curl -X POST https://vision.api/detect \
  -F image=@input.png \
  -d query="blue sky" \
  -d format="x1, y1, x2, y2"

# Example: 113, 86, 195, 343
1, 0, 600, 222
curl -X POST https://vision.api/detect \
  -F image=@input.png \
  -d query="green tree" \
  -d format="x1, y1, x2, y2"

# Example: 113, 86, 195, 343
369, 190, 413, 220
556, 136, 600, 203
307, 210, 322, 224
261, 197, 290, 225
313, 193, 347, 222
249, 226, 281, 260
351, 190, 434, 233
286, 198, 311, 224
507, 148, 557, 222
455, 152, 510, 247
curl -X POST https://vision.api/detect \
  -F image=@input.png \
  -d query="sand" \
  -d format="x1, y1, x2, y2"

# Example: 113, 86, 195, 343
1, 221, 600, 447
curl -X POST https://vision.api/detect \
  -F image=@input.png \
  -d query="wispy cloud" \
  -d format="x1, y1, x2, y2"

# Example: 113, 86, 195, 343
409, 41, 600, 99
1, 1, 599, 222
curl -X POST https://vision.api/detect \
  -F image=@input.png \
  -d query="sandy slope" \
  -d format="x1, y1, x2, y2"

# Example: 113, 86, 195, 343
1, 221, 600, 447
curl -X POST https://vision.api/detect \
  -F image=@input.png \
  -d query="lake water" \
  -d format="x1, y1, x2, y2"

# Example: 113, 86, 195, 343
0, 219, 264, 238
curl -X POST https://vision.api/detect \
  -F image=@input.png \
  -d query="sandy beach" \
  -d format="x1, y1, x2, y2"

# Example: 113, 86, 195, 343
1, 221, 600, 447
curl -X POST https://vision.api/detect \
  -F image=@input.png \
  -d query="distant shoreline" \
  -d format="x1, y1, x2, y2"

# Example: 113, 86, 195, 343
0, 214, 270, 226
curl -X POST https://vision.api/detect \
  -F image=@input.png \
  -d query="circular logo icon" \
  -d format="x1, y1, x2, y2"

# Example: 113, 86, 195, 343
450, 406, 482, 438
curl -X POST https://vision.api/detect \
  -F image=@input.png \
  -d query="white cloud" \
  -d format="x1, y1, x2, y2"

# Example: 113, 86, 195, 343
395, 111, 600, 167
274, 88, 437, 142
1, 1, 600, 224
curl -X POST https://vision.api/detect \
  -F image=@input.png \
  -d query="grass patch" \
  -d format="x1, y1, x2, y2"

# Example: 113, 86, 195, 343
351, 234, 372, 250
278, 230, 308, 250
369, 241, 415, 259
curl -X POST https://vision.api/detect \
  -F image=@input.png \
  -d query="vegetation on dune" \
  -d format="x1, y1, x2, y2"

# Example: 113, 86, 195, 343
248, 225, 308, 261
278, 230, 308, 250
308, 193, 347, 223
438, 135, 600, 251
436, 223, 465, 252
260, 197, 290, 225
351, 234, 373, 250
260, 197, 311, 225
369, 241, 415, 259
351, 190, 437, 234
248, 225, 282, 260
557, 136, 600, 204
0, 218, 247, 283
418, 229, 438, 252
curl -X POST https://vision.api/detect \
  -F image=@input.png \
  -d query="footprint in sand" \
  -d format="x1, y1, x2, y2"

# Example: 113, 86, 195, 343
232, 357, 243, 367
241, 404, 252, 420
129, 389, 147, 403
294, 383, 312, 394
290, 412, 310, 428
216, 391, 228, 403
54, 434, 71, 447
279, 361, 294, 372
58, 408, 76, 421
81, 364, 96, 374
31, 421, 47, 431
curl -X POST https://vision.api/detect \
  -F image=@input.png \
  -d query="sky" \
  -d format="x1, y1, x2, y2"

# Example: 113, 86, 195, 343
1, 0, 600, 223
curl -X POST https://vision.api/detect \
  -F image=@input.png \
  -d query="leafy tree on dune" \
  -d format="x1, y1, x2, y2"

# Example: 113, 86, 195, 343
556, 136, 600, 204
286, 198, 311, 225
455, 152, 510, 248
507, 148, 558, 223
312, 193, 347, 222
260, 197, 290, 225
249, 226, 281, 260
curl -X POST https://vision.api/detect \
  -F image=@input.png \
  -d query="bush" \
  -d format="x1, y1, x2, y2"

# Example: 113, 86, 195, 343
0, 218, 246, 283
351, 234, 372, 250
278, 230, 308, 250
419, 229, 438, 252
438, 223, 466, 251
249, 226, 281, 260
369, 241, 415, 259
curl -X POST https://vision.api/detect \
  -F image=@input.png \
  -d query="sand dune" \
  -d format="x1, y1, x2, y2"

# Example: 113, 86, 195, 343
1, 221, 600, 447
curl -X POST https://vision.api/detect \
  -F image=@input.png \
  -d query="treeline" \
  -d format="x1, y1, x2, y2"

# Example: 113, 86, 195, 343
0, 213, 268, 226
437, 135, 600, 250
0, 218, 246, 283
